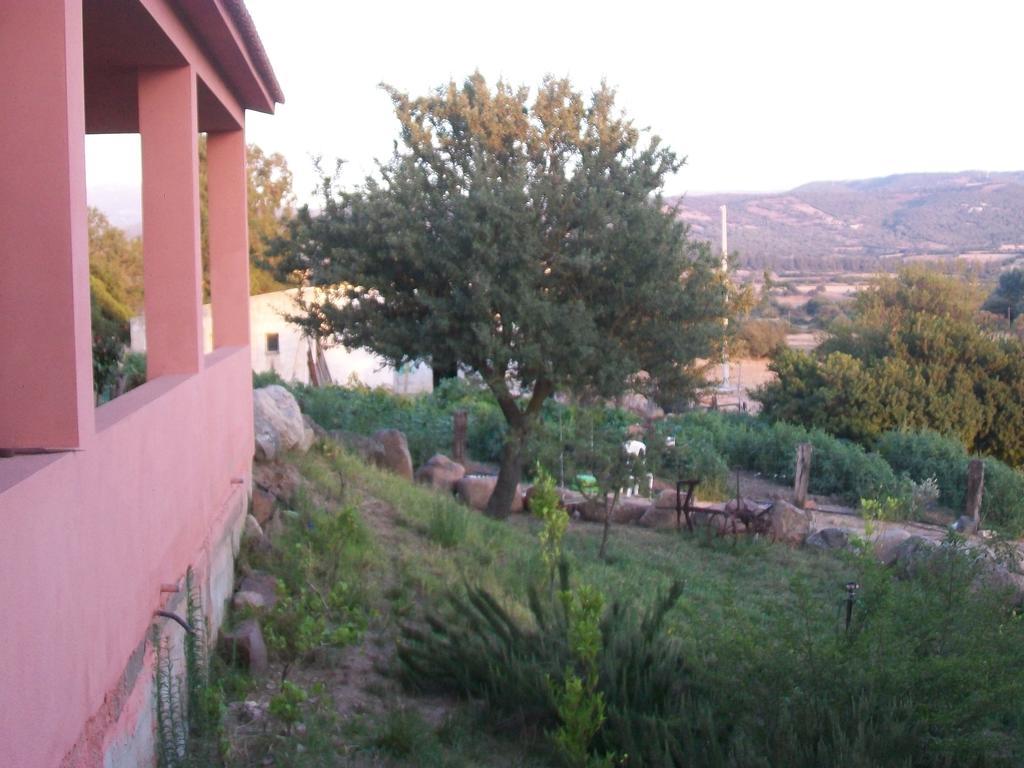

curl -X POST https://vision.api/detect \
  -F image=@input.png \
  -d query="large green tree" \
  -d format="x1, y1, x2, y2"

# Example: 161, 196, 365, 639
198, 138, 296, 295
756, 268, 1024, 466
88, 208, 145, 400
279, 73, 730, 515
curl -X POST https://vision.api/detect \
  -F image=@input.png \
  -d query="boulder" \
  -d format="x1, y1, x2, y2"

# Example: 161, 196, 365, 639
253, 385, 314, 461
236, 571, 279, 611
456, 475, 524, 513
892, 535, 938, 578
218, 619, 268, 673
976, 563, 1024, 607
872, 528, 912, 566
303, 413, 328, 440
460, 459, 501, 476
768, 500, 812, 544
577, 495, 650, 524
637, 506, 677, 529
652, 477, 677, 494
805, 527, 850, 550
250, 488, 276, 526
613, 496, 652, 524
252, 461, 302, 504
619, 392, 665, 420
414, 454, 466, 492
329, 430, 386, 465
243, 514, 264, 542
371, 429, 414, 480
724, 497, 759, 515
524, 485, 585, 514
241, 514, 273, 554
654, 488, 686, 510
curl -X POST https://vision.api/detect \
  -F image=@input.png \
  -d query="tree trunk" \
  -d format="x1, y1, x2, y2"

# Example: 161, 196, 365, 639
794, 442, 813, 509
485, 427, 526, 518
599, 487, 621, 560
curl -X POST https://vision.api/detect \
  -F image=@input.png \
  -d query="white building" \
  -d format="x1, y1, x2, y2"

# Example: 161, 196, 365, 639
131, 287, 433, 393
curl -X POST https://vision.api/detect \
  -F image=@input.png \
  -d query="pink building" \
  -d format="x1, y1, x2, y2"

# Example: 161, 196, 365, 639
0, 2, 282, 765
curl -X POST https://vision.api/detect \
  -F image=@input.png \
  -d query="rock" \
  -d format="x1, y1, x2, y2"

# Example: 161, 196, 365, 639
577, 495, 650, 524
805, 527, 850, 550
893, 535, 938, 578
218, 619, 268, 673
557, 488, 587, 514
252, 461, 302, 504
253, 386, 313, 461
724, 497, 757, 515
652, 477, 676, 494
654, 488, 685, 509
524, 485, 586, 514
976, 563, 1024, 607
329, 430, 386, 465
768, 500, 812, 544
637, 505, 677, 529
303, 413, 327, 440
251, 488, 276, 526
456, 475, 524, 513
414, 454, 466, 492
872, 528, 912, 566
725, 497, 772, 533
243, 514, 264, 542
371, 429, 414, 480
619, 392, 665, 420
459, 459, 500, 476
951, 515, 979, 535
232, 590, 268, 611
237, 571, 278, 611
613, 496, 652, 524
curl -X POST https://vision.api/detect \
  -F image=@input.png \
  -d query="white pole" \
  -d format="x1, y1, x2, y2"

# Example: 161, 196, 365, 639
720, 205, 730, 389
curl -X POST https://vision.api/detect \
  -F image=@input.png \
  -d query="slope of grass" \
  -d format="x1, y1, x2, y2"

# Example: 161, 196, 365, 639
210, 442, 1024, 767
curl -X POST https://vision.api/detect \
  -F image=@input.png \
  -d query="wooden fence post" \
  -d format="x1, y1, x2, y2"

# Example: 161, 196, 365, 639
965, 458, 985, 526
453, 410, 467, 464
794, 443, 813, 509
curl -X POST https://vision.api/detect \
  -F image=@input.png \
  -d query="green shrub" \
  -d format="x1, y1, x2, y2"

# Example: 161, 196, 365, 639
655, 412, 901, 504
253, 369, 286, 388
426, 497, 470, 549
246, 501, 370, 681
879, 430, 1024, 532
399, 551, 1024, 767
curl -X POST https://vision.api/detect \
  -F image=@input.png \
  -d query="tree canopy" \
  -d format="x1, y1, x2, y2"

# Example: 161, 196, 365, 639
198, 138, 296, 295
983, 268, 1024, 323
756, 268, 1024, 466
279, 73, 731, 514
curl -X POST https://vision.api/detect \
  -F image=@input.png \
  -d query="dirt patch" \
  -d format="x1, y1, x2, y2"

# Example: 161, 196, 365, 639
223, 482, 458, 764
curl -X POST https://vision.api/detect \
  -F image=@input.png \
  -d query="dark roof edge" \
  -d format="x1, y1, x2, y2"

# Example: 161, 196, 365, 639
223, 0, 285, 105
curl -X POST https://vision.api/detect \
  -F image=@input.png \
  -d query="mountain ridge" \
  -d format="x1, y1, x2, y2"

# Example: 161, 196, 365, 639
671, 170, 1024, 270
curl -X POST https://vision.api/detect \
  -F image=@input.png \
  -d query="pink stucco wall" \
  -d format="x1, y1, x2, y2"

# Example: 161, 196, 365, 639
0, 348, 253, 767
0, 1, 280, 761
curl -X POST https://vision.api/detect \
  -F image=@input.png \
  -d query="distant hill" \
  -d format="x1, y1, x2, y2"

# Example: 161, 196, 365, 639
671, 171, 1024, 271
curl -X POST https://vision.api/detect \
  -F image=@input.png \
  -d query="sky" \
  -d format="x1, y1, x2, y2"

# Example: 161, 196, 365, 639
86, 0, 1024, 216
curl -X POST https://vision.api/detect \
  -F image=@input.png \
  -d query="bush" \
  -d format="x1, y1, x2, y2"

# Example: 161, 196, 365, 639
399, 552, 1024, 767
654, 412, 901, 504
291, 379, 508, 467
736, 318, 789, 358
879, 430, 1024, 532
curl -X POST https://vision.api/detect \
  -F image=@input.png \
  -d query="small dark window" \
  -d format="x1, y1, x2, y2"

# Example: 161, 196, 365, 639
265, 333, 280, 354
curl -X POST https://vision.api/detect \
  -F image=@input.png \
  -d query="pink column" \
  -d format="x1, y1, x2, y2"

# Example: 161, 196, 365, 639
207, 129, 251, 348
0, 0, 94, 450
138, 66, 204, 379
